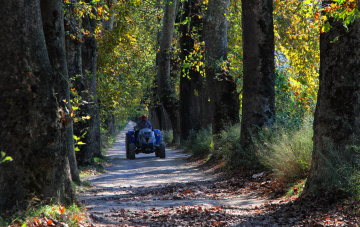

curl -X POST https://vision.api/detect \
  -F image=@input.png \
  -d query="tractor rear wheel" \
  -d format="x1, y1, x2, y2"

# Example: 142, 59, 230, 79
129, 143, 136, 160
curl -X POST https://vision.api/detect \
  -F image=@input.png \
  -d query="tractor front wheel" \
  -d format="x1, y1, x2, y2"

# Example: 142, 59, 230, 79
159, 142, 166, 159
125, 133, 129, 159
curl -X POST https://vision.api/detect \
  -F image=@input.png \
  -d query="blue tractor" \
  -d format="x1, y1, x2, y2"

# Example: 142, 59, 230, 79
125, 127, 166, 159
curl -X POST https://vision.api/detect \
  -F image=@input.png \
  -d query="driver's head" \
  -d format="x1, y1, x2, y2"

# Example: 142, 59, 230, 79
141, 115, 147, 122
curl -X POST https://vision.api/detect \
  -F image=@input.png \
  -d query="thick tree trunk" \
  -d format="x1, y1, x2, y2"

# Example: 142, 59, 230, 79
158, 0, 180, 144
0, 0, 76, 216
204, 0, 239, 135
179, 0, 203, 142
303, 7, 360, 199
41, 0, 81, 185
240, 0, 275, 148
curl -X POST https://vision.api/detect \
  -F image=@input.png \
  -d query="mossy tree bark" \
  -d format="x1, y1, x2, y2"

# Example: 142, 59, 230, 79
0, 0, 77, 216
240, 0, 275, 149
303, 2, 360, 200
204, 0, 240, 135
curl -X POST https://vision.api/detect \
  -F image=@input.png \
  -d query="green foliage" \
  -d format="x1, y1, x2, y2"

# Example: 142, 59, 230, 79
2, 202, 88, 227
1, 151, 12, 163
285, 179, 306, 198
96, 0, 160, 124
215, 124, 260, 169
255, 118, 313, 183
162, 130, 174, 145
275, 70, 316, 129
183, 128, 213, 157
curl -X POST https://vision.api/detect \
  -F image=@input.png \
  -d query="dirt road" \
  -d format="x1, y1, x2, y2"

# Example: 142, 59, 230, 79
79, 122, 268, 226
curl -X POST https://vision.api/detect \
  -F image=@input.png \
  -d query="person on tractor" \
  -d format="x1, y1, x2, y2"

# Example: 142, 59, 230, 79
135, 115, 152, 146
138, 115, 152, 130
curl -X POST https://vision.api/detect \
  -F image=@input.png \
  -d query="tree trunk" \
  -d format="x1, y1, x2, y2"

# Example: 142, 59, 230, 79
179, 0, 203, 142
204, 0, 239, 135
240, 0, 275, 148
157, 0, 180, 144
64, 0, 83, 183
41, 0, 81, 185
0, 0, 76, 216
76, 12, 102, 165
303, 4, 360, 199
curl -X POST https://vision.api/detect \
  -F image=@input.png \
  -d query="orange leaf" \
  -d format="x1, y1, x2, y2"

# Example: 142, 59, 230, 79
185, 190, 191, 193
47, 219, 54, 226
59, 205, 65, 214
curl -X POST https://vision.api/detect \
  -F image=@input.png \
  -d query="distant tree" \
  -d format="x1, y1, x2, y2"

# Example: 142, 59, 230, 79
157, 0, 180, 144
204, 0, 239, 135
240, 0, 275, 148
303, 1, 360, 199
0, 0, 76, 215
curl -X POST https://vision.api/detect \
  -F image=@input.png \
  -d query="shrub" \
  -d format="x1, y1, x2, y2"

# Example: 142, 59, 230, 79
214, 124, 257, 169
256, 117, 313, 183
162, 130, 173, 145
183, 128, 213, 157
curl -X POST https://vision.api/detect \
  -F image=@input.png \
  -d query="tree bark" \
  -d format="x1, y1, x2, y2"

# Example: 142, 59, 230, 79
179, 0, 203, 142
64, 0, 83, 183
157, 0, 180, 144
303, 3, 360, 199
240, 0, 275, 148
0, 0, 76, 215
41, 0, 81, 185
75, 11, 102, 165
204, 0, 239, 135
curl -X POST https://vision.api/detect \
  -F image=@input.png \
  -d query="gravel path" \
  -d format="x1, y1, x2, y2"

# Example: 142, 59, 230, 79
79, 122, 267, 226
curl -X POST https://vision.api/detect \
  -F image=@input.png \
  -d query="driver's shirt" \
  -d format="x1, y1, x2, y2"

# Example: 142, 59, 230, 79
138, 120, 152, 130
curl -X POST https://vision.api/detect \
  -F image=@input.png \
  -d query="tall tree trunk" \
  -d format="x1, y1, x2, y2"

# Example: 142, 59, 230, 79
76, 12, 102, 165
41, 0, 81, 185
204, 0, 239, 135
240, 0, 275, 148
158, 0, 180, 144
0, 0, 76, 216
303, 3, 360, 199
179, 0, 203, 142
64, 0, 83, 183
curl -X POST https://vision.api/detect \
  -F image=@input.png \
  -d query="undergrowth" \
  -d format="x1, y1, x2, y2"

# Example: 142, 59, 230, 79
255, 117, 313, 183
162, 130, 174, 145
0, 202, 89, 227
183, 128, 213, 157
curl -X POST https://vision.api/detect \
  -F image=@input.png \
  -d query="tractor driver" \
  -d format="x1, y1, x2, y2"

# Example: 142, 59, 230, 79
135, 115, 152, 146
138, 115, 152, 130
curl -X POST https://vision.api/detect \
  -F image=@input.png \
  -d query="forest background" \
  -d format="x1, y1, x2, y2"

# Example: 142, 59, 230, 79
1, 0, 360, 224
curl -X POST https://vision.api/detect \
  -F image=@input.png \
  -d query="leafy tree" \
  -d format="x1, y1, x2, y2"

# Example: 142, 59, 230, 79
0, 0, 76, 216
303, 0, 360, 199
240, 0, 275, 149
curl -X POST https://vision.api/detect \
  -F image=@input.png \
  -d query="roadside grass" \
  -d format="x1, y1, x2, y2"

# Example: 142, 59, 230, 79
183, 128, 213, 158
255, 117, 313, 184
183, 118, 314, 190
0, 202, 89, 227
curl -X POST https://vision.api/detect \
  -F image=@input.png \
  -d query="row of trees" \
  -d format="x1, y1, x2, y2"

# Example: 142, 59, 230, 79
1, 0, 359, 216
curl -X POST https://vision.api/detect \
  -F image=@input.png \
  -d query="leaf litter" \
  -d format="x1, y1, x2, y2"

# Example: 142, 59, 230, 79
84, 168, 359, 226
